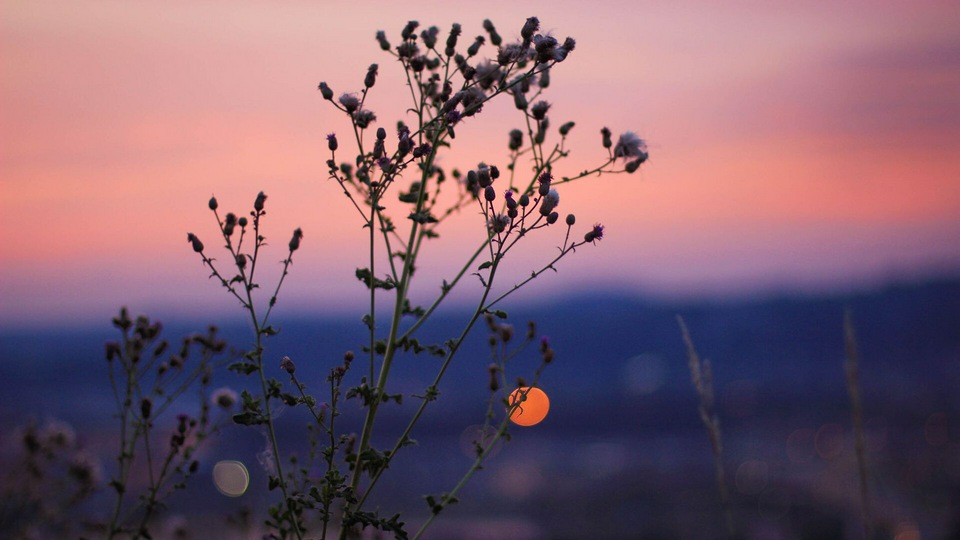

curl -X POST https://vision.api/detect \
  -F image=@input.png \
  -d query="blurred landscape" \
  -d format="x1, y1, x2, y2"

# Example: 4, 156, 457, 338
2, 276, 958, 539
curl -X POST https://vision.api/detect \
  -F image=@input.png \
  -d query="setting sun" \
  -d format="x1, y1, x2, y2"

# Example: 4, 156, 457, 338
508, 387, 550, 427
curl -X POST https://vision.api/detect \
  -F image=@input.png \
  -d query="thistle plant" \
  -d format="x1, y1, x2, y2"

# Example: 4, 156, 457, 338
104, 308, 234, 538
184, 15, 645, 539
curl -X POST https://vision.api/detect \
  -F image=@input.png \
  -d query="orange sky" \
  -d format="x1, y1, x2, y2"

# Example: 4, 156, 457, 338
2, 1, 959, 326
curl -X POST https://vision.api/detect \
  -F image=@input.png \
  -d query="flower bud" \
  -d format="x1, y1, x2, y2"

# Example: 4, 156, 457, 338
483, 19, 502, 46
584, 223, 605, 243
401, 20, 419, 41
318, 81, 334, 100
254, 191, 267, 212
539, 189, 560, 216
601, 127, 612, 149
212, 388, 238, 409
488, 363, 500, 392
375, 30, 390, 51
513, 91, 528, 110
364, 63, 378, 88
508, 129, 523, 150
238, 216, 248, 227
531, 100, 550, 120
477, 166, 492, 188
339, 93, 360, 113
467, 35, 484, 57
280, 355, 296, 374
566, 213, 576, 226
559, 121, 575, 136
484, 185, 496, 202
208, 196, 218, 211
105, 341, 121, 362
421, 26, 439, 49
327, 133, 338, 152
140, 398, 152, 419
289, 228, 303, 252
236, 254, 246, 268
537, 172, 552, 196
538, 67, 550, 88
376, 127, 387, 141
187, 233, 204, 253
521, 17, 539, 42
445, 23, 461, 56
518, 193, 530, 207
547, 211, 559, 224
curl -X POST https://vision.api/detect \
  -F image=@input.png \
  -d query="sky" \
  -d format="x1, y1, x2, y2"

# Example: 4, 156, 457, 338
2, 0, 959, 327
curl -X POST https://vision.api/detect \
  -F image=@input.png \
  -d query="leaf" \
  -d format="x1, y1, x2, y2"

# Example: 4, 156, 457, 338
232, 411, 265, 426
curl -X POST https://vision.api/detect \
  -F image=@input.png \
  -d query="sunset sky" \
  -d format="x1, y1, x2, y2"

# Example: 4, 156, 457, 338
2, 0, 959, 327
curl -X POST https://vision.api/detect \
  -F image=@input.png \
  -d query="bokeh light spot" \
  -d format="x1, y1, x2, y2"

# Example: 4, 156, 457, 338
735, 459, 769, 495
213, 460, 249, 497
508, 387, 549, 427
623, 354, 666, 396
894, 521, 920, 540
815, 423, 844, 460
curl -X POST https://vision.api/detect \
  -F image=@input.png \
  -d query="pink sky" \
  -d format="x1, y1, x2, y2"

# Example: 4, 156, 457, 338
2, 1, 959, 326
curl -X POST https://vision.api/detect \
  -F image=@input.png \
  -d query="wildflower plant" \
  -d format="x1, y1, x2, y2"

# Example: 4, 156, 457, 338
103, 308, 233, 538
184, 16, 645, 539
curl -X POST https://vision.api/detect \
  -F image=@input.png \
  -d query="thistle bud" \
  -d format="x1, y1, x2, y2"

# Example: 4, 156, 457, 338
280, 355, 296, 374
539, 189, 560, 216
327, 133, 338, 152
105, 341, 121, 362
566, 213, 576, 226
236, 254, 246, 268
375, 30, 390, 51
601, 127, 612, 149
238, 216, 248, 227
318, 81, 334, 100
559, 121, 575, 136
208, 196, 218, 211
376, 127, 387, 141
484, 185, 496, 202
187, 233, 204, 253
538, 67, 550, 88
445, 23, 461, 56
531, 100, 550, 120
547, 211, 559, 224
364, 63, 378, 88
488, 363, 500, 392
537, 172, 552, 196
584, 223, 605, 243
477, 166, 492, 188
254, 191, 267, 212
140, 398, 152, 420
288, 228, 303, 252
483, 19, 502, 46
421, 26, 439, 49
508, 129, 523, 150
520, 17, 539, 43
401, 20, 419, 41
467, 36, 484, 57
339, 93, 360, 113
513, 91, 528, 111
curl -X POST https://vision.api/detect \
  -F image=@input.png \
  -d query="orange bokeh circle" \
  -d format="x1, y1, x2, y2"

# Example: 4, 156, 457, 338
508, 387, 550, 426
